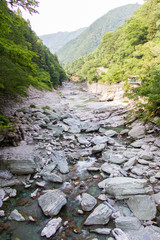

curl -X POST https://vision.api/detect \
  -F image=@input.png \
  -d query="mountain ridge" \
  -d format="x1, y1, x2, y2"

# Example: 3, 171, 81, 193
40, 28, 87, 53
57, 3, 140, 63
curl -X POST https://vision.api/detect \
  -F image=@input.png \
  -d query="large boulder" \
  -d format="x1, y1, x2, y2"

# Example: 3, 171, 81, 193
103, 177, 153, 199
128, 124, 145, 139
115, 217, 141, 231
3, 158, 36, 175
38, 190, 67, 217
127, 195, 157, 220
84, 203, 112, 225
81, 193, 97, 211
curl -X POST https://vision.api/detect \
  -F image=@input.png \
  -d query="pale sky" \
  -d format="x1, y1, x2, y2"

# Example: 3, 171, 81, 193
21, 0, 144, 36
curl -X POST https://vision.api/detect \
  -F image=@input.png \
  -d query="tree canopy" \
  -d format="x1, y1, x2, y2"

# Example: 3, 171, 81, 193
6, 0, 39, 14
0, 1, 66, 99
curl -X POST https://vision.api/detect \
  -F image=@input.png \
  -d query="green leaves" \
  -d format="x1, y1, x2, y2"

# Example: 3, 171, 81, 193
6, 0, 39, 14
0, 2, 67, 98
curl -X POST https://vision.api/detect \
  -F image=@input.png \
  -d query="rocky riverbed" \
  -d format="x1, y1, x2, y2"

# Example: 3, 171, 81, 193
0, 82, 160, 240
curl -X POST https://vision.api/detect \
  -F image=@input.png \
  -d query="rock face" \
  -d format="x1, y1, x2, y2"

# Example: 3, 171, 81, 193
81, 193, 97, 211
128, 124, 145, 139
103, 177, 153, 199
38, 190, 67, 217
127, 195, 157, 220
41, 217, 62, 238
115, 217, 141, 231
84, 203, 112, 225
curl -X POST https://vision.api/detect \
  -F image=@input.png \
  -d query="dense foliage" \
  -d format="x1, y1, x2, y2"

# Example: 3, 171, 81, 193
66, 0, 160, 118
57, 4, 140, 63
40, 28, 86, 54
0, 0, 67, 98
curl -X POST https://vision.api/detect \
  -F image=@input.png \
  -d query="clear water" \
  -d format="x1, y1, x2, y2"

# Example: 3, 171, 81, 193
0, 157, 115, 240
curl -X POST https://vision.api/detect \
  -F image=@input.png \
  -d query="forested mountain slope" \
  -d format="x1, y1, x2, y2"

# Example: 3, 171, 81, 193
40, 28, 86, 53
0, 0, 66, 100
57, 4, 140, 63
67, 0, 160, 118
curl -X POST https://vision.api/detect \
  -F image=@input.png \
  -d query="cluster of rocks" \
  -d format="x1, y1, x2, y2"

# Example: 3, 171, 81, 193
0, 82, 160, 239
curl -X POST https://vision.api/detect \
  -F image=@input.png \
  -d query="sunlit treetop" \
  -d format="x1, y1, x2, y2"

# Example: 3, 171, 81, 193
6, 0, 39, 14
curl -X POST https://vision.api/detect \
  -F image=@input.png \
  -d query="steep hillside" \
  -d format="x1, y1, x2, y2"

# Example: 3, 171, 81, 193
0, 1, 66, 100
57, 3, 140, 63
40, 28, 86, 53
67, 0, 160, 118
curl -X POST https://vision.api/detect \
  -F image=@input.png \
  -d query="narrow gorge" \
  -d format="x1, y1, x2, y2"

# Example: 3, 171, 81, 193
0, 82, 160, 240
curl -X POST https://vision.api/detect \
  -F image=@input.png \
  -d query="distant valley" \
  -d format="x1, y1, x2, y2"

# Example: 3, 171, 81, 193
40, 28, 86, 53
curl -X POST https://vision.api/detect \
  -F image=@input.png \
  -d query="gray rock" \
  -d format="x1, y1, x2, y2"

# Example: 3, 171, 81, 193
154, 138, 160, 148
131, 140, 146, 148
127, 195, 157, 220
8, 209, 25, 221
91, 136, 108, 145
112, 228, 129, 240
41, 217, 62, 238
120, 129, 129, 135
100, 163, 120, 176
3, 158, 36, 175
85, 124, 100, 133
155, 171, 160, 179
139, 150, 153, 160
123, 149, 139, 159
92, 144, 105, 153
128, 124, 145, 139
104, 130, 118, 137
0, 170, 13, 180
81, 193, 97, 211
153, 192, 160, 210
102, 150, 113, 161
109, 155, 126, 165
38, 189, 67, 217
51, 151, 69, 174
104, 177, 153, 199
115, 217, 141, 231
0, 210, 5, 217
69, 125, 81, 133
0, 189, 5, 200
77, 136, 90, 145
84, 203, 112, 225
127, 225, 160, 240
42, 173, 63, 183
91, 228, 111, 235
63, 117, 81, 127
123, 157, 137, 170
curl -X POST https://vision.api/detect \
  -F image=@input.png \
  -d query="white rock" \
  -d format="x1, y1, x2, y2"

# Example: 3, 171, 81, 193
127, 195, 157, 220
8, 209, 25, 221
81, 193, 97, 211
41, 217, 62, 238
84, 203, 112, 225
38, 189, 67, 217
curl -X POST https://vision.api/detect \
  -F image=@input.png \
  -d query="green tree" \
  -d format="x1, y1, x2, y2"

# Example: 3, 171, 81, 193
6, 0, 39, 14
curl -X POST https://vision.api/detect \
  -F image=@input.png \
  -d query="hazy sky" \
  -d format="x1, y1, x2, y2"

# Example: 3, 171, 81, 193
21, 0, 144, 36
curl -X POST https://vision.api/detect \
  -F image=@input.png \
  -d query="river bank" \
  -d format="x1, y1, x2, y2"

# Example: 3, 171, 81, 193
0, 82, 160, 240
